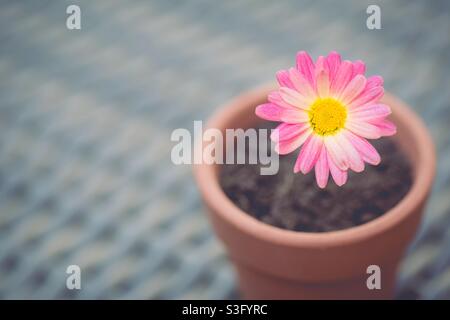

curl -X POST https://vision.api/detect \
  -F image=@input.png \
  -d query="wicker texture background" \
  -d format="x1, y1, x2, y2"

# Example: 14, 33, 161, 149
0, 0, 449, 299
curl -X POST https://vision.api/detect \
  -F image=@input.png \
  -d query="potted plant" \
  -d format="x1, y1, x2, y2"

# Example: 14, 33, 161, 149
193, 51, 435, 299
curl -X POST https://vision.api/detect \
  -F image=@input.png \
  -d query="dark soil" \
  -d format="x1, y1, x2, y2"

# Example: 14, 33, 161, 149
219, 125, 413, 233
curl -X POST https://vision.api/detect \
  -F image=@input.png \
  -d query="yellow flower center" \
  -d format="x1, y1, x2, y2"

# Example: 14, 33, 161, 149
308, 98, 347, 136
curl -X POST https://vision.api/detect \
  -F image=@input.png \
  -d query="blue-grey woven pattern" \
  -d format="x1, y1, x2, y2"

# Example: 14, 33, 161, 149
0, 0, 449, 299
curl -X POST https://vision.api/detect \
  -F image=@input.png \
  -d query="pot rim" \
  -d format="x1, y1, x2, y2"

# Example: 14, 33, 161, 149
193, 84, 436, 248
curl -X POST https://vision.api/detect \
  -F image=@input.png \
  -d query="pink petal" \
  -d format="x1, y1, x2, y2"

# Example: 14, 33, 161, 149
342, 130, 380, 165
345, 120, 382, 139
280, 108, 309, 124
255, 103, 283, 121
275, 129, 312, 155
349, 86, 384, 110
324, 135, 349, 171
327, 151, 348, 186
288, 68, 316, 101
365, 75, 383, 90
349, 103, 391, 121
339, 75, 367, 104
315, 56, 330, 97
315, 55, 329, 74
334, 132, 364, 172
279, 87, 310, 109
369, 119, 397, 136
268, 91, 295, 109
352, 60, 366, 77
330, 60, 353, 97
294, 135, 323, 174
296, 51, 316, 89
314, 146, 329, 188
270, 123, 308, 142
326, 51, 341, 83
276, 70, 294, 88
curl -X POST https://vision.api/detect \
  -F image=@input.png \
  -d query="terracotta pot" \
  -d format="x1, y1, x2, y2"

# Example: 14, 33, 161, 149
193, 85, 435, 299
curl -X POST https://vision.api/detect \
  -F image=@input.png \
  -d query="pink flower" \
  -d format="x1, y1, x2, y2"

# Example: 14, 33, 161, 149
256, 51, 396, 188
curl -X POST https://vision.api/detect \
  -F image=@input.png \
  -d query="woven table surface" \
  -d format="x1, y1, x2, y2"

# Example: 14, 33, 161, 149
0, 0, 449, 299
